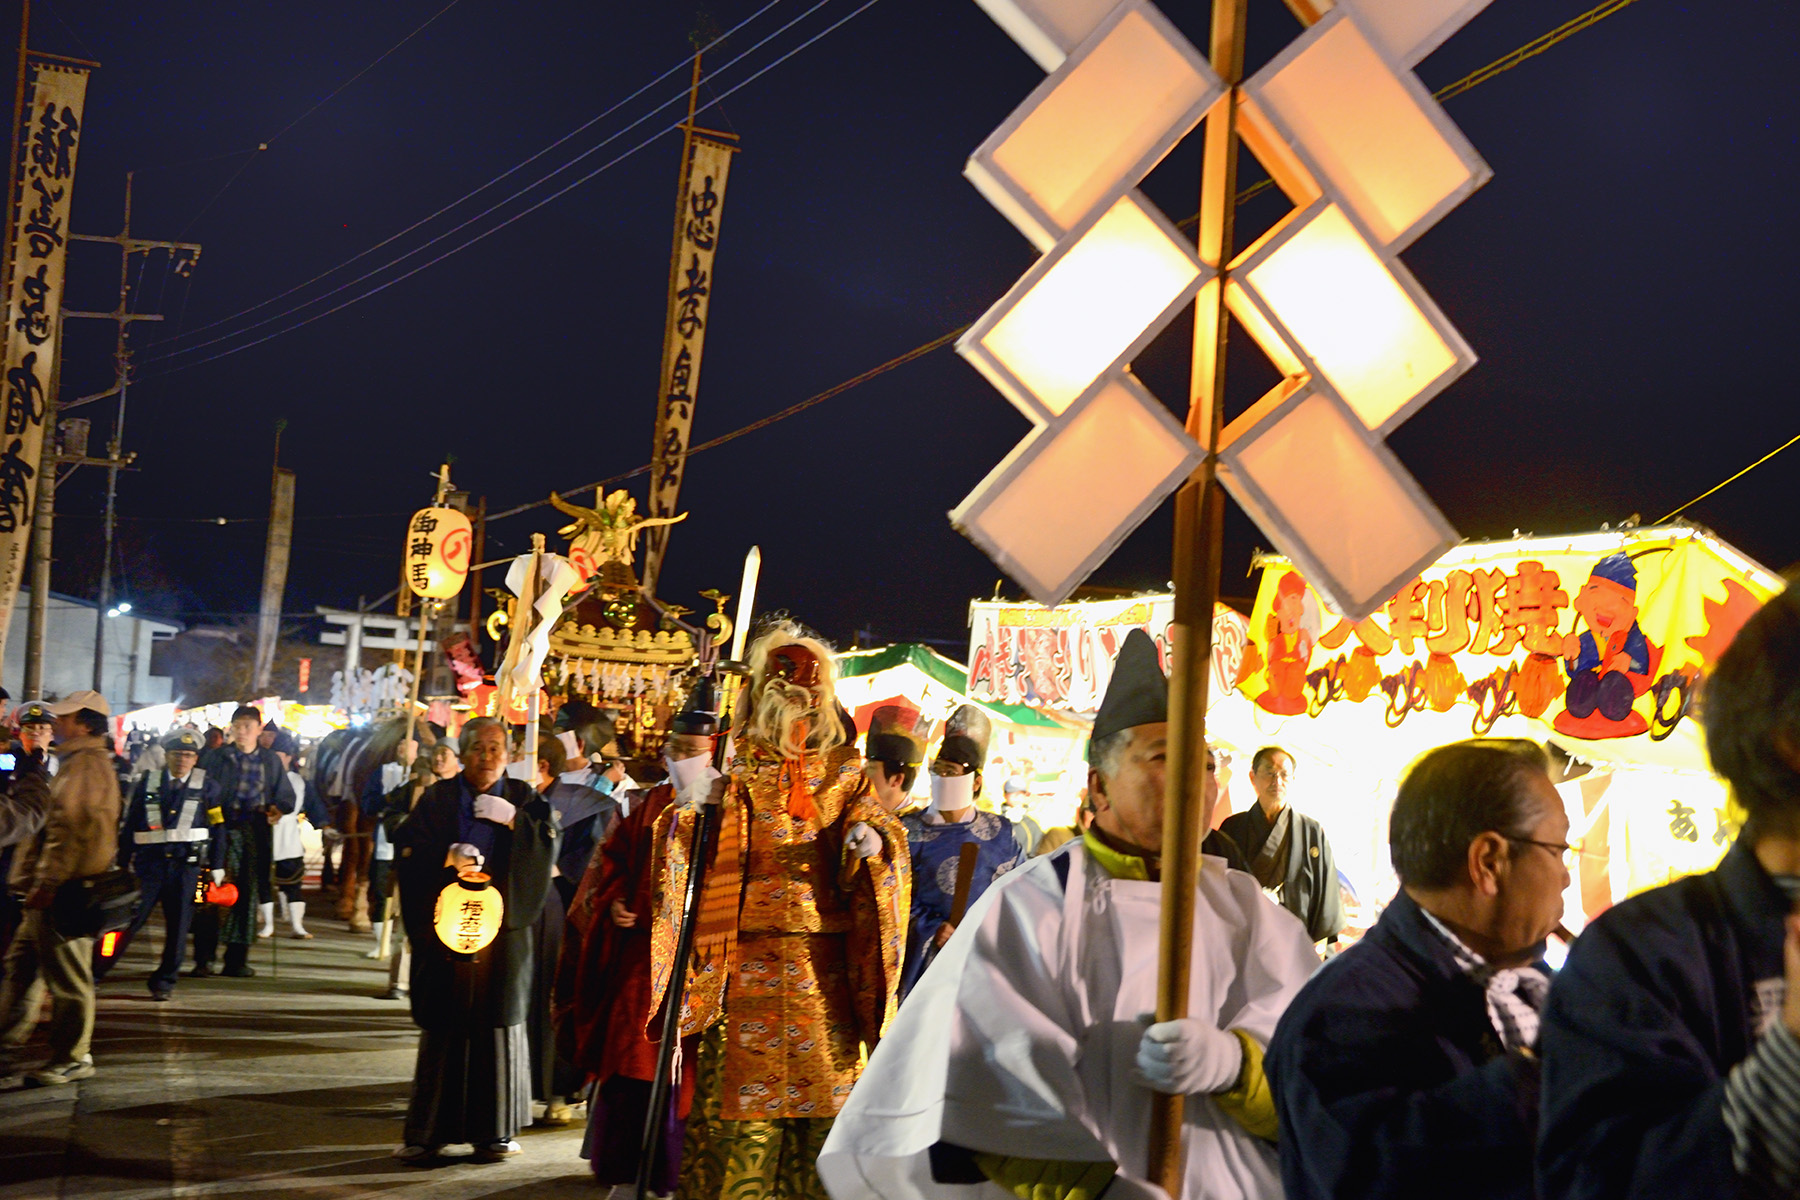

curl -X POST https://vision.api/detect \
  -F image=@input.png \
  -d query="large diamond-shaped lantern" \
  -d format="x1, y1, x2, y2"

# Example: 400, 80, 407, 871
957, 0, 1495, 619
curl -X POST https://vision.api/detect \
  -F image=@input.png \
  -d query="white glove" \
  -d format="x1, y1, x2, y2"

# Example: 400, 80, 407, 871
1133, 1017, 1244, 1094
447, 842, 484, 872
211, 868, 225, 885
844, 821, 881, 860
472, 793, 516, 825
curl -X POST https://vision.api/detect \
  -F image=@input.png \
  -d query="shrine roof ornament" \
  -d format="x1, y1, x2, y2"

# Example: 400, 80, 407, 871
956, 0, 1496, 620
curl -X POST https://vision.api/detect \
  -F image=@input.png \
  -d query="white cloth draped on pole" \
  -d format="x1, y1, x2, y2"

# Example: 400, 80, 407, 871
501, 552, 581, 692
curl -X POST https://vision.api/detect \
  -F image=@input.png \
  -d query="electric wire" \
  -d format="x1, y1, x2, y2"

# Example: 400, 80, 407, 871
265, 0, 466, 145
147, 0, 789, 351
137, 0, 881, 378
491, 0, 1646, 525
1655, 432, 1800, 525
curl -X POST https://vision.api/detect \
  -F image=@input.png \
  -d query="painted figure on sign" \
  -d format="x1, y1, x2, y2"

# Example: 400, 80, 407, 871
1555, 553, 1659, 739
1258, 571, 1319, 716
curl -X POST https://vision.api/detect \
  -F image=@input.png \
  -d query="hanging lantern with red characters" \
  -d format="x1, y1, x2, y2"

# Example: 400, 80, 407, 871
404, 507, 473, 599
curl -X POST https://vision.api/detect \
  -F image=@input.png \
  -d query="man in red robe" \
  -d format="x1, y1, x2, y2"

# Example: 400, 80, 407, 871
563, 703, 718, 1199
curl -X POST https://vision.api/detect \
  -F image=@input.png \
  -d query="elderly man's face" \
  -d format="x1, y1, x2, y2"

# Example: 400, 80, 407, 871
1491, 771, 1572, 955
462, 725, 509, 788
1090, 722, 1167, 853
167, 749, 198, 778
1250, 751, 1295, 809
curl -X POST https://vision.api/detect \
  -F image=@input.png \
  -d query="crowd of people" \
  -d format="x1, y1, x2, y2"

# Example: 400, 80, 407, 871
0, 595, 1798, 1199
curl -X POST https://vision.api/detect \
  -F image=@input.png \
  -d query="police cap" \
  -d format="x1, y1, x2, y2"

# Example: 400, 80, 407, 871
163, 729, 204, 754
15, 700, 52, 726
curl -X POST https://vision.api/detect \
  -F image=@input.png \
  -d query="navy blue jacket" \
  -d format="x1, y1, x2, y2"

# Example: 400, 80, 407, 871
1267, 889, 1543, 1200
123, 768, 226, 871
1539, 842, 1788, 1199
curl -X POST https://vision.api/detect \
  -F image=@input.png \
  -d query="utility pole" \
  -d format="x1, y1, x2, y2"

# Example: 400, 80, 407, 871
63, 170, 200, 696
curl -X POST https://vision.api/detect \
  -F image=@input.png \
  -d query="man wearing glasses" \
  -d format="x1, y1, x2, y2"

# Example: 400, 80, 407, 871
1266, 739, 1570, 1200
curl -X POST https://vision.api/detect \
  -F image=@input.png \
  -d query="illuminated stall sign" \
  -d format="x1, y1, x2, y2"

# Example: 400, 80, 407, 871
968, 595, 1248, 714
1239, 530, 1779, 743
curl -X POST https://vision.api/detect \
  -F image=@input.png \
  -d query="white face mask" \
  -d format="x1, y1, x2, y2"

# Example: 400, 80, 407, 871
665, 752, 711, 792
928, 771, 976, 814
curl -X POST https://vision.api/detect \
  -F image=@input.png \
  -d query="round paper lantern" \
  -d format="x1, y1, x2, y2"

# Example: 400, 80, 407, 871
404, 507, 474, 599
434, 873, 504, 955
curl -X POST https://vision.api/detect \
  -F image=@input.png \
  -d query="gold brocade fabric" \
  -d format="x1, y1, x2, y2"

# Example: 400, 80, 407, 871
650, 735, 911, 1122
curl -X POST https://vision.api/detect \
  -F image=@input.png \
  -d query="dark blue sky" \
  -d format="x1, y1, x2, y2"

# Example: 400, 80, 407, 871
17, 0, 1800, 649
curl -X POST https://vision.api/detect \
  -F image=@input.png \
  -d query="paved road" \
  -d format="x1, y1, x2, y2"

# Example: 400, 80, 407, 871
0, 905, 598, 1199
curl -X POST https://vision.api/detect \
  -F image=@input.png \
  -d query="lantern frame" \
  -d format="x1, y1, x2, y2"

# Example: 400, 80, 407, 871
966, 0, 1222, 251
1225, 195, 1474, 437
1217, 376, 1456, 620
957, 191, 1210, 424
1336, 0, 1496, 68
972, 0, 1121, 70
1240, 7, 1490, 252
951, 370, 1203, 606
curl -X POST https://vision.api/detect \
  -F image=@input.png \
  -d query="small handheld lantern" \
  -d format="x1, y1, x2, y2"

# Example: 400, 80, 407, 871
434, 872, 504, 955
404, 507, 474, 599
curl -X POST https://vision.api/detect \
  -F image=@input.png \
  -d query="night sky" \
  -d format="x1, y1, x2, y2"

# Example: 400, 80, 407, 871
14, 0, 1800, 655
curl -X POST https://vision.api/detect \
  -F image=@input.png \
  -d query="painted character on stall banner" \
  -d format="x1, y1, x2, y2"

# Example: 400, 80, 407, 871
1555, 552, 1660, 739
1258, 570, 1320, 715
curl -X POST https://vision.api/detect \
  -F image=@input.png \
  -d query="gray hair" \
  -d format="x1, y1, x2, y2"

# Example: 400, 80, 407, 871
1088, 729, 1131, 785
459, 717, 507, 758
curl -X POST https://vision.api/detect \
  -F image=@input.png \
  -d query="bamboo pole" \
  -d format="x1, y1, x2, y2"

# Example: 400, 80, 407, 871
1147, 0, 1247, 1189
520, 533, 545, 772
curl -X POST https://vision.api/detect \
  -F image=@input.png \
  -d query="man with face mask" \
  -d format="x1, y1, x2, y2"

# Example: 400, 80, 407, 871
898, 705, 1021, 1001
819, 629, 1318, 1200
562, 692, 720, 1199
1000, 776, 1044, 859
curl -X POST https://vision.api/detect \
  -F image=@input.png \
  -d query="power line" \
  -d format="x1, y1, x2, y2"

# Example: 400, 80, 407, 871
267, 0, 467, 145
137, 0, 885, 379
1656, 432, 1800, 525
145, 0, 792, 354
486, 323, 968, 521
489, 0, 1647, 526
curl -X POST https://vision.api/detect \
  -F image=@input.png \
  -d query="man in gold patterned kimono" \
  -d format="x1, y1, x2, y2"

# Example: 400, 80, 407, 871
649, 622, 909, 1200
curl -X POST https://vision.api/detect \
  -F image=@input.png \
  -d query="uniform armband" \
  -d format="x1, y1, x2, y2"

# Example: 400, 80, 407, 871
206, 807, 225, 825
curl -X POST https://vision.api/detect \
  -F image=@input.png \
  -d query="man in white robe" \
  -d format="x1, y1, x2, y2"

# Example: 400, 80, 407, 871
819, 630, 1318, 1200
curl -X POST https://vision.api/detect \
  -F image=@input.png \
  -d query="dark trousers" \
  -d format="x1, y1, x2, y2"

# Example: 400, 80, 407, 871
102, 853, 199, 992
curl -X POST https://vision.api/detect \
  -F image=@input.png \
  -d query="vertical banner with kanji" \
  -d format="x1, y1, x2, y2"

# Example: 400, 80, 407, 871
0, 59, 88, 669
643, 134, 735, 595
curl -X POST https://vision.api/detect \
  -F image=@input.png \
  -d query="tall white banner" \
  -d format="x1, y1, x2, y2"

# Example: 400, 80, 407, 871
0, 59, 89, 669
643, 135, 734, 594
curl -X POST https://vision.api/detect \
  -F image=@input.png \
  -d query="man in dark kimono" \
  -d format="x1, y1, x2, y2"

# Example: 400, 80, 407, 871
1267, 738, 1568, 1199
191, 706, 291, 977
563, 700, 718, 1198
899, 704, 1020, 1000
392, 717, 556, 1164
1540, 585, 1800, 1198
1219, 746, 1345, 944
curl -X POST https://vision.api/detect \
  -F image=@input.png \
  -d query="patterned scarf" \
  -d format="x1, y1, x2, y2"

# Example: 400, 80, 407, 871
693, 785, 743, 959
1420, 908, 1551, 1052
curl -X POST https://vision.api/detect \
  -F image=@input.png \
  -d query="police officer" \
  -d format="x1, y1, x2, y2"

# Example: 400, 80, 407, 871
104, 730, 224, 1000
15, 701, 57, 777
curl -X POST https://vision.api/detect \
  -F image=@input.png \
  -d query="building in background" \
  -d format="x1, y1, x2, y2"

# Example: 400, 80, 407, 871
2, 588, 181, 710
